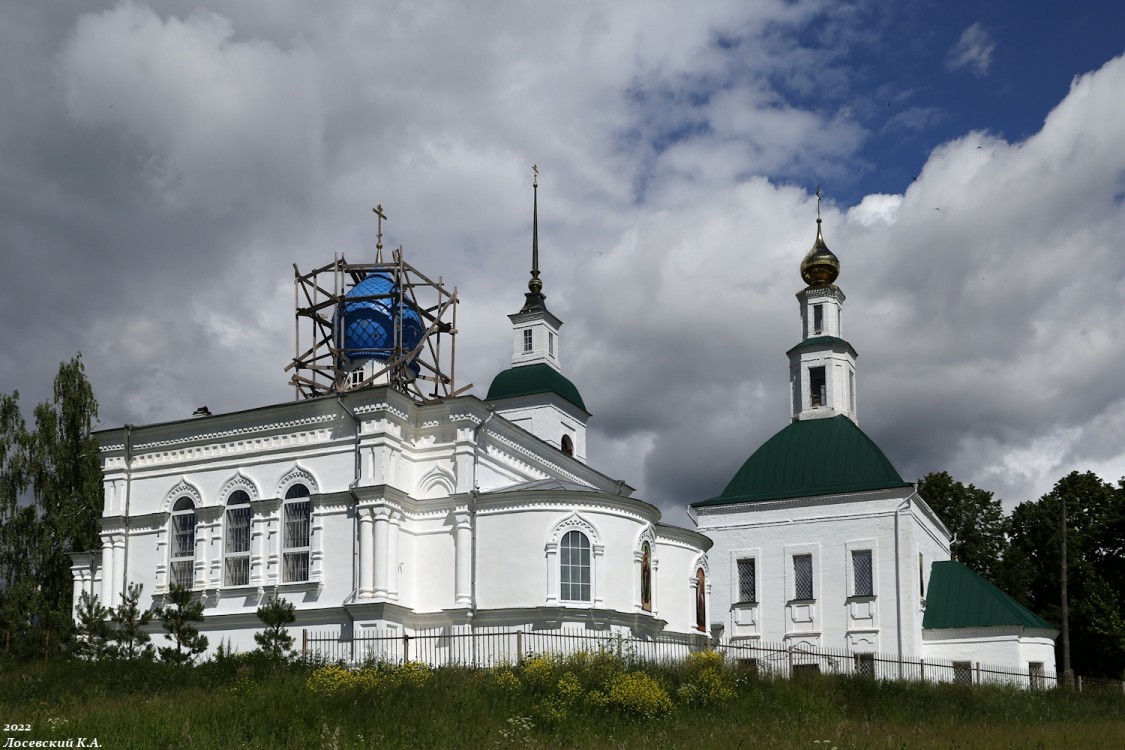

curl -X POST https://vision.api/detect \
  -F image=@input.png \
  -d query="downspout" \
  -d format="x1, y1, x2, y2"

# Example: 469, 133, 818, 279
893, 494, 912, 678
337, 395, 361, 655
469, 409, 495, 622
119, 424, 134, 606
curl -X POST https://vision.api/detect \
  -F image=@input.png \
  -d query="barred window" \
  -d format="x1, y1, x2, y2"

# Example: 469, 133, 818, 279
559, 530, 591, 602
854, 653, 875, 678
224, 490, 252, 586
852, 549, 873, 597
953, 661, 973, 685
283, 484, 311, 583
736, 558, 756, 603
793, 554, 813, 600
170, 497, 196, 589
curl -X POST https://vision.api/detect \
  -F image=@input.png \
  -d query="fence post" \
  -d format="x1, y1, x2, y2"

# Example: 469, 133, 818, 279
516, 630, 523, 666
920, 658, 925, 683
975, 663, 980, 685
403, 632, 411, 663
302, 628, 308, 659
787, 647, 793, 678
1077, 675, 1082, 693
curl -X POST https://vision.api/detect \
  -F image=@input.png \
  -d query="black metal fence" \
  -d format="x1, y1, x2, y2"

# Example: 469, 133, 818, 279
300, 626, 1122, 693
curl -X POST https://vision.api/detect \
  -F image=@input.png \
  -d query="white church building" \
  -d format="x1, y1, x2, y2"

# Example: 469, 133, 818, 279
70, 181, 1056, 678
69, 180, 712, 653
693, 214, 1057, 678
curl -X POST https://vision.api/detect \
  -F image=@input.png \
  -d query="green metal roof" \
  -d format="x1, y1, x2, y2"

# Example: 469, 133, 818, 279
923, 560, 1055, 631
485, 363, 587, 412
692, 415, 911, 507
785, 335, 857, 357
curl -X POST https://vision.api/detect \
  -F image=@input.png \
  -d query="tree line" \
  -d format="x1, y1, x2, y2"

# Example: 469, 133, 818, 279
917, 470, 1125, 679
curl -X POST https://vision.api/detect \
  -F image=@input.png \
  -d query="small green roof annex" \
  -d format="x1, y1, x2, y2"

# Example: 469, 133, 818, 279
923, 560, 1055, 631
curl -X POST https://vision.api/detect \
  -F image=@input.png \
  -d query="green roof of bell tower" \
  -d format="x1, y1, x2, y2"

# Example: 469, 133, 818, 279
486, 363, 587, 412
692, 415, 911, 507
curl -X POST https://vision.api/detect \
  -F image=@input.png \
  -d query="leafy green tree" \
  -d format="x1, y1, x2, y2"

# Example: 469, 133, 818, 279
159, 584, 208, 665
996, 471, 1125, 678
0, 390, 33, 648
0, 356, 101, 657
916, 471, 1007, 581
109, 583, 154, 660
27, 355, 103, 615
254, 592, 296, 658
73, 591, 112, 661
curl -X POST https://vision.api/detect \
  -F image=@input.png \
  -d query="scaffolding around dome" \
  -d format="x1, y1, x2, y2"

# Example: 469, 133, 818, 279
286, 247, 465, 402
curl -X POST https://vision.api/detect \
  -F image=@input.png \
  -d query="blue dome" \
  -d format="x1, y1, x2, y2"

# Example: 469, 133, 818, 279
336, 272, 425, 369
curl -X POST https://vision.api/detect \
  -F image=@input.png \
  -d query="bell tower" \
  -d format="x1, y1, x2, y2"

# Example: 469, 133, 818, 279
787, 194, 858, 423
486, 166, 589, 462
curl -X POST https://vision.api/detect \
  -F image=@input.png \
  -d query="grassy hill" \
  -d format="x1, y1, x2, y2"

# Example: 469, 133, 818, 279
2, 651, 1123, 749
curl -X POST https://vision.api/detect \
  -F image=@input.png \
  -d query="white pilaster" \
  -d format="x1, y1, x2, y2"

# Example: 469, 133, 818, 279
358, 509, 374, 599
372, 506, 391, 596
453, 510, 471, 606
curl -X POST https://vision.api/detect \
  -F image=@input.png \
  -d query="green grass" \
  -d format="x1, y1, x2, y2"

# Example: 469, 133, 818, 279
1, 652, 1122, 749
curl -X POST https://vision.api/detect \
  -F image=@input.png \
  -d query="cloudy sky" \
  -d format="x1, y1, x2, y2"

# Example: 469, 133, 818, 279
2, 1, 1123, 525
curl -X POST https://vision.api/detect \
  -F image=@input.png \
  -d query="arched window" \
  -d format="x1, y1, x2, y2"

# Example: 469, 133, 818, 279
640, 541, 652, 612
695, 567, 707, 632
561, 434, 574, 457
559, 530, 591, 602
224, 490, 251, 586
169, 497, 196, 590
283, 483, 311, 583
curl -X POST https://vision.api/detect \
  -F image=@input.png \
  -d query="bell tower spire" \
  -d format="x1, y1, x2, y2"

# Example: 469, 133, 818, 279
508, 165, 562, 370
487, 165, 588, 462
522, 164, 547, 312
787, 193, 858, 423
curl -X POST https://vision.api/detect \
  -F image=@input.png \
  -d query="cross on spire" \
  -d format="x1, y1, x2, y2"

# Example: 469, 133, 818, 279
372, 204, 387, 261
815, 186, 823, 221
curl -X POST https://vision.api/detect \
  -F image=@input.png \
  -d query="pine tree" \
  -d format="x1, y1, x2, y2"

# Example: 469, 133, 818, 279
159, 584, 208, 665
73, 591, 112, 661
254, 592, 296, 658
109, 583, 154, 660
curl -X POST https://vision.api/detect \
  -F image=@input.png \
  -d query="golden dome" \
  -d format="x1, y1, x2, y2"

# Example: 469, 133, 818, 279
800, 219, 840, 286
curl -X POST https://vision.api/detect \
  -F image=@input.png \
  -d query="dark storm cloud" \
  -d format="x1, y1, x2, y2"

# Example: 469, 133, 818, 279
2, 2, 1124, 526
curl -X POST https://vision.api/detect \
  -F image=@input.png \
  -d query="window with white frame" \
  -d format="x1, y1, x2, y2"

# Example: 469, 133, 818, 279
736, 558, 756, 603
283, 484, 311, 583
793, 554, 814, 600
522, 328, 533, 353
224, 490, 252, 586
852, 549, 873, 597
548, 331, 555, 357
169, 497, 196, 589
559, 530, 591, 602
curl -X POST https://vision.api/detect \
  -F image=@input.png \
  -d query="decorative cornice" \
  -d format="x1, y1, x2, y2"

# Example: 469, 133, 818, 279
219, 472, 260, 503
164, 477, 203, 511
548, 511, 601, 546
277, 465, 319, 497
